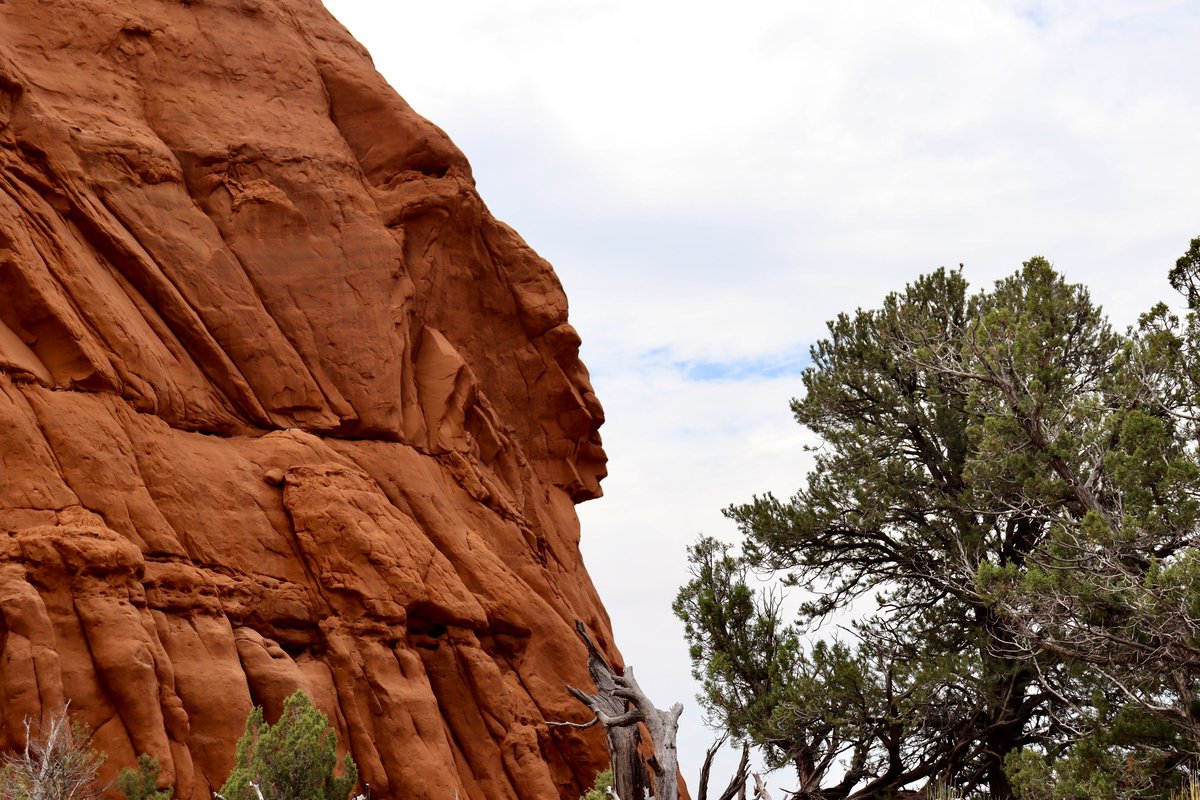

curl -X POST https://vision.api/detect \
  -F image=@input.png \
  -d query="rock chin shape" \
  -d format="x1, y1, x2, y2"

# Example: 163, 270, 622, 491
0, 1, 615, 798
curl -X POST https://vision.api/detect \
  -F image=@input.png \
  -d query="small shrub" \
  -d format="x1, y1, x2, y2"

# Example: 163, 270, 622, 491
581, 767, 612, 800
219, 690, 357, 800
0, 705, 106, 800
117, 754, 172, 800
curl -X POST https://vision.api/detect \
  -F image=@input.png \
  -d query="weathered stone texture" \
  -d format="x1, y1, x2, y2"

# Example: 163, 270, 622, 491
0, 1, 613, 798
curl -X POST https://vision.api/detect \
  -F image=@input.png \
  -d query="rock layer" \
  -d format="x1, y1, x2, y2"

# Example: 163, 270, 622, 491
0, 1, 614, 798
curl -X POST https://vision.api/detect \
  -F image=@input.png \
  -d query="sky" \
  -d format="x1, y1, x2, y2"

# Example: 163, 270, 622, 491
321, 0, 1200, 792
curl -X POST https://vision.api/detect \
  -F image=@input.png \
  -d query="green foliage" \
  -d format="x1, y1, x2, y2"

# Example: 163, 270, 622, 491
580, 767, 612, 800
677, 244, 1200, 799
118, 754, 172, 800
1006, 729, 1179, 800
0, 707, 106, 800
682, 266, 1064, 796
220, 691, 358, 800
675, 536, 882, 787
1168, 236, 1200, 308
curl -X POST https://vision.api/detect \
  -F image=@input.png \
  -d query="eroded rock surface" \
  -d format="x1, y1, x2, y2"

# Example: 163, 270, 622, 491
0, 1, 614, 798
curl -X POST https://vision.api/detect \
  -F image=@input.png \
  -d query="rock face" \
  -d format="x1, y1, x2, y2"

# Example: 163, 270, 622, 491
0, 1, 615, 798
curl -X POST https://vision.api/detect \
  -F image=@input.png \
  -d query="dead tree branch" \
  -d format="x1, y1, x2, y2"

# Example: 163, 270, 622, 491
565, 622, 648, 800
565, 622, 685, 800
699, 739, 750, 800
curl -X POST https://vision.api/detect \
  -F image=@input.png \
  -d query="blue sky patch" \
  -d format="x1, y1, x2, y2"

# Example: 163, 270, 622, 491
670, 354, 811, 382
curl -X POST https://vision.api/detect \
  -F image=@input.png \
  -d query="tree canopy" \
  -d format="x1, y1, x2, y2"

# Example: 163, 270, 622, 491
676, 245, 1200, 799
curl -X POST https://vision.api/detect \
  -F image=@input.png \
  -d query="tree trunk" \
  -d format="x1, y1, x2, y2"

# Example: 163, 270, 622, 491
565, 622, 684, 800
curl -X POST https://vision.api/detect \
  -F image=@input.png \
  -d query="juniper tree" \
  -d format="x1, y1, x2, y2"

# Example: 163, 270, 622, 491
220, 690, 357, 800
980, 242, 1200, 796
677, 262, 1142, 799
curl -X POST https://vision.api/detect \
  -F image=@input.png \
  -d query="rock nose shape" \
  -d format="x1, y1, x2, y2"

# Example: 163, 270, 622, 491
0, 1, 615, 799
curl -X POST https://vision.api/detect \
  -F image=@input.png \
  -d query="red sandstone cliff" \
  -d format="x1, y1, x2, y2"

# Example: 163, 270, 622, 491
0, 1, 616, 798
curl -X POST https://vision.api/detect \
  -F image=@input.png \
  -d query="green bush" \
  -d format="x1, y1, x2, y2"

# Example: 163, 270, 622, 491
219, 691, 357, 800
581, 767, 612, 800
118, 754, 172, 800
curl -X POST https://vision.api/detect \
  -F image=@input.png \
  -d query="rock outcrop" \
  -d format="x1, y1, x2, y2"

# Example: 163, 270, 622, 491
0, 1, 615, 798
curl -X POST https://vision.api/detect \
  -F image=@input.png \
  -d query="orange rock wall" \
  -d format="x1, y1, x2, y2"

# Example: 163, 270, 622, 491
0, 1, 614, 798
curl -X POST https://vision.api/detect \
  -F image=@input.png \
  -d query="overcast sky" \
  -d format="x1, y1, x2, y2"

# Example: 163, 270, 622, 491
322, 0, 1200, 790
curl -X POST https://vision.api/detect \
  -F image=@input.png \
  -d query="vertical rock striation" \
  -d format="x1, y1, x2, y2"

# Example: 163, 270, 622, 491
0, 1, 614, 798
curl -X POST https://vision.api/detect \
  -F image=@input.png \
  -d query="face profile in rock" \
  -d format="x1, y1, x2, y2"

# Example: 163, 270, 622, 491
0, 2, 614, 799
